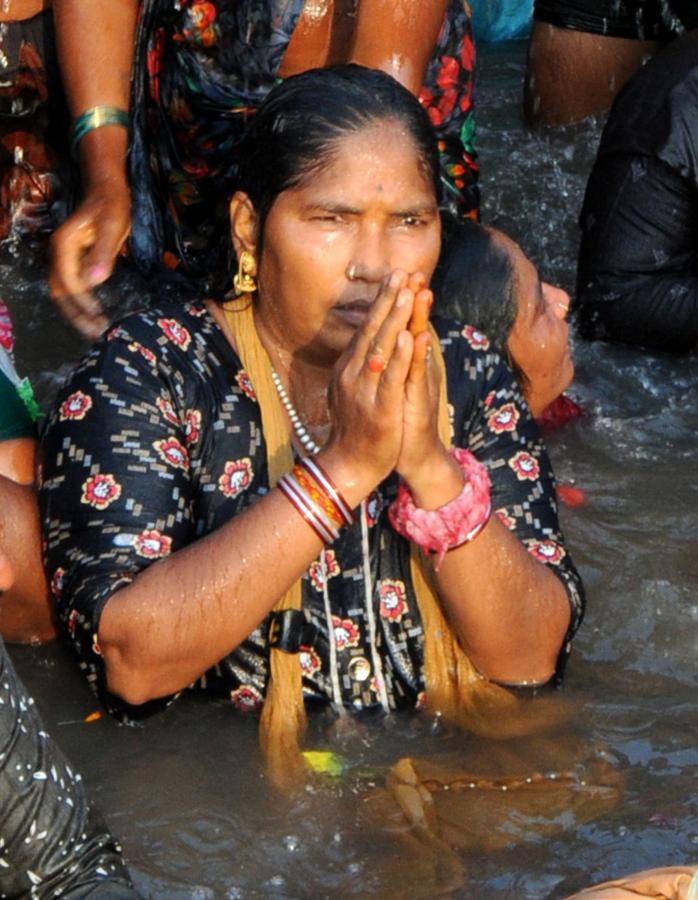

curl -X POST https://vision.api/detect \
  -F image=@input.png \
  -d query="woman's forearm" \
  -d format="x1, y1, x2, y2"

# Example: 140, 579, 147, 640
52, 0, 138, 185
434, 516, 571, 684
98, 450, 374, 706
349, 0, 449, 94
397, 446, 571, 685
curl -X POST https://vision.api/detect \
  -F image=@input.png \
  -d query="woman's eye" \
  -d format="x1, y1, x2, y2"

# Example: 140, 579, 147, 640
400, 215, 424, 227
312, 214, 345, 224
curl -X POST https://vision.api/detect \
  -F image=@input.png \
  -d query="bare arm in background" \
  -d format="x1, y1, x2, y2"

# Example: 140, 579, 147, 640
49, 1, 139, 338
0, 441, 54, 642
348, 0, 448, 94
281, 0, 449, 94
49, 1, 448, 335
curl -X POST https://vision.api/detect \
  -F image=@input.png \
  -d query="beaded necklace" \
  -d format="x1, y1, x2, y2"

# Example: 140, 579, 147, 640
269, 368, 391, 712
271, 368, 321, 455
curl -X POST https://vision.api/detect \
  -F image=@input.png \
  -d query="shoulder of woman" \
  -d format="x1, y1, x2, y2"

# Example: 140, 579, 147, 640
433, 315, 510, 388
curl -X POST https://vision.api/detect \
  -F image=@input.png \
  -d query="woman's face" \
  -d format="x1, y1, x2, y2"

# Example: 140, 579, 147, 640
236, 121, 441, 365
504, 238, 574, 416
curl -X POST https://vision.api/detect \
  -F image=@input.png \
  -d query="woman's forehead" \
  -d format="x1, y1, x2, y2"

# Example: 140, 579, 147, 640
285, 124, 437, 205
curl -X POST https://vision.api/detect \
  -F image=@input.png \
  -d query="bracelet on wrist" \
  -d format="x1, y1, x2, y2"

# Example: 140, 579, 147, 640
71, 106, 129, 157
278, 456, 354, 544
388, 447, 491, 569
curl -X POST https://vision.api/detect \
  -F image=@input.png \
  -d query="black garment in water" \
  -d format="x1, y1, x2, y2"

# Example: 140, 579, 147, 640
532, 0, 697, 39
576, 30, 698, 352
0, 639, 138, 898
0, 10, 76, 241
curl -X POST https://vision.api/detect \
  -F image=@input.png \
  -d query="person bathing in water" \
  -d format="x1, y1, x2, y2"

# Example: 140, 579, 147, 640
40, 66, 584, 786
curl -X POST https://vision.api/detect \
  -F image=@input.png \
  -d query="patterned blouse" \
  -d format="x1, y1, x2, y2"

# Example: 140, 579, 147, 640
39, 301, 585, 720
130, 0, 478, 284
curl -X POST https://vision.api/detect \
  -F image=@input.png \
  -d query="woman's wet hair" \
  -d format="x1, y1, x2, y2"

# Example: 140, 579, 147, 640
235, 64, 441, 244
432, 216, 527, 385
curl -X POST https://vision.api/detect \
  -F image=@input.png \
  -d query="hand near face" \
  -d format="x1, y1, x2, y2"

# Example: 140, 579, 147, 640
325, 269, 414, 487
325, 269, 455, 503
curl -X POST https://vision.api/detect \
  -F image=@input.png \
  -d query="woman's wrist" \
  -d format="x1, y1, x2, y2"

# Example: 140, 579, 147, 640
313, 446, 381, 511
77, 126, 130, 190
401, 445, 464, 509
389, 448, 492, 569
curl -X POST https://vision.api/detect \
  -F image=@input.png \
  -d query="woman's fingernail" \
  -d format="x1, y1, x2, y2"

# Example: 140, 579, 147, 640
389, 272, 401, 289
88, 263, 108, 284
396, 288, 410, 308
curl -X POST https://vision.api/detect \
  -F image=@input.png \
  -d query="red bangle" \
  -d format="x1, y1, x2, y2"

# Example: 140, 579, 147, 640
278, 472, 340, 544
388, 448, 491, 569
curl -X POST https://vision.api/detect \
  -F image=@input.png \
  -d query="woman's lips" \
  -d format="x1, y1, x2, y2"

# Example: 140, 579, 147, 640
332, 299, 372, 327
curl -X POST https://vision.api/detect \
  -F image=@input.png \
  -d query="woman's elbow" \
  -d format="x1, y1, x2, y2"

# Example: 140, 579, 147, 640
101, 642, 163, 707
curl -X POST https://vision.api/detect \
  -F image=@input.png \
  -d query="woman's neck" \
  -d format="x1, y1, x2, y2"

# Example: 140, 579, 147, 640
206, 298, 334, 447
256, 322, 334, 442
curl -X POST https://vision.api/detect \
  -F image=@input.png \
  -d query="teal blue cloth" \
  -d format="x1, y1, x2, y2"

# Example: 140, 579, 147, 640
0, 351, 36, 441
470, 0, 532, 41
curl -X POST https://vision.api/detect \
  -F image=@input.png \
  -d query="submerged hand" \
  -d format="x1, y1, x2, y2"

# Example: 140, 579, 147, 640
49, 178, 131, 339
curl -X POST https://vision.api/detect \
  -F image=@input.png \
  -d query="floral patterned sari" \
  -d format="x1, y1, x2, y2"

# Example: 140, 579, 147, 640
129, 0, 478, 288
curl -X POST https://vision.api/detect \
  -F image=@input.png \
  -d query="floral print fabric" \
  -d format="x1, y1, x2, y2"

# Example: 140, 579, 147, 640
0, 10, 75, 242
40, 302, 584, 720
129, 0, 478, 284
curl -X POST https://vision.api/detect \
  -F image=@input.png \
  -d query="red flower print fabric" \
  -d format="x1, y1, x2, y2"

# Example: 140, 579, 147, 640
130, 0, 478, 290
40, 302, 584, 720
81, 474, 121, 510
59, 391, 92, 422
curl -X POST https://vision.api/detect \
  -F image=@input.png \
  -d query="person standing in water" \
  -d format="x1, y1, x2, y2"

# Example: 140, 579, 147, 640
40, 66, 584, 787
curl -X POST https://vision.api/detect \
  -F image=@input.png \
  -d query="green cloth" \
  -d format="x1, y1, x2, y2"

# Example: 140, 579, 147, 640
0, 363, 36, 441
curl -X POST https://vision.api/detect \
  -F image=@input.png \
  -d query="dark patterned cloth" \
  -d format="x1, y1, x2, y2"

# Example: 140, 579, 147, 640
533, 0, 698, 39
39, 302, 584, 720
129, 0, 478, 286
0, 639, 138, 897
0, 10, 75, 242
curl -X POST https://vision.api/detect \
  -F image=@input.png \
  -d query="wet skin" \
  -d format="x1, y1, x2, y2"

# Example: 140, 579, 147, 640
248, 121, 442, 371
498, 234, 574, 417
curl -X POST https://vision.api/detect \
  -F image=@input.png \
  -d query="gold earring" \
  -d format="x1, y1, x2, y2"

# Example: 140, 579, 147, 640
233, 250, 257, 294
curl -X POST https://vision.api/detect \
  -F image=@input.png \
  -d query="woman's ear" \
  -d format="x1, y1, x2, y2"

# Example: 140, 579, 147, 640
229, 192, 259, 257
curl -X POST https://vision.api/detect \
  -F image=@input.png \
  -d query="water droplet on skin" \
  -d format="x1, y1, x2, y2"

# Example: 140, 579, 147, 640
283, 835, 300, 853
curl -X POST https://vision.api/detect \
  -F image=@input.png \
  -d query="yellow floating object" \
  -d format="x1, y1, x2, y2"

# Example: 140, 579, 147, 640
302, 750, 344, 777
83, 710, 103, 723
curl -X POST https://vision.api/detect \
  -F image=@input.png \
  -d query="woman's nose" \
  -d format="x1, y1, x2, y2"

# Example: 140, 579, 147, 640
346, 227, 390, 284
543, 282, 571, 319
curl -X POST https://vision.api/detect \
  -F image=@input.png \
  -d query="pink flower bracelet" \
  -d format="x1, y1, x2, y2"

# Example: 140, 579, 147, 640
388, 447, 491, 569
